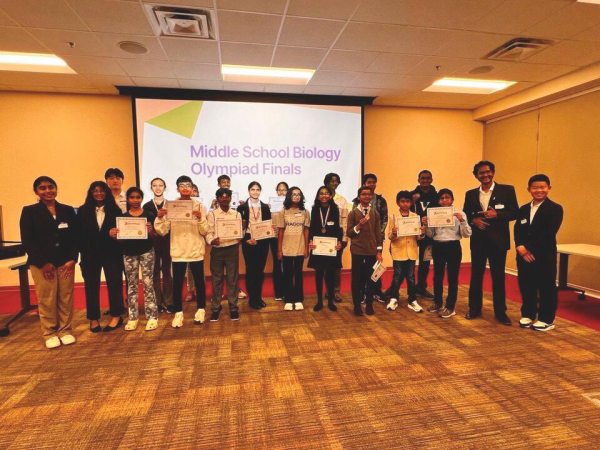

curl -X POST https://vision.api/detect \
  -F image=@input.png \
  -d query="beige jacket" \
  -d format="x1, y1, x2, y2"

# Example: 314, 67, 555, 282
388, 211, 421, 261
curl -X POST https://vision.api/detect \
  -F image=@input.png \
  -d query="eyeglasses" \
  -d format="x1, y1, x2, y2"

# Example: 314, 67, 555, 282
178, 183, 193, 188
291, 193, 301, 198
318, 192, 330, 196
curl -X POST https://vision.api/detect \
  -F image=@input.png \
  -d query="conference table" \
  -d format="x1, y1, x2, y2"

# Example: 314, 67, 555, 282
557, 244, 600, 300
0, 256, 35, 337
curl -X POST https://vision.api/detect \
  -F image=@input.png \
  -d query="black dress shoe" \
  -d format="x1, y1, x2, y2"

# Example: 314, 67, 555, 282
354, 307, 364, 316
465, 311, 481, 320
495, 314, 512, 326
249, 303, 262, 310
103, 316, 123, 332
90, 322, 102, 333
260, 299, 267, 307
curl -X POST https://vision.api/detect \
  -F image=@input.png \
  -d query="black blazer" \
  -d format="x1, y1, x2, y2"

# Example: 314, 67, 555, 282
19, 201, 79, 268
77, 203, 123, 265
237, 201, 272, 242
514, 198, 563, 258
463, 183, 518, 251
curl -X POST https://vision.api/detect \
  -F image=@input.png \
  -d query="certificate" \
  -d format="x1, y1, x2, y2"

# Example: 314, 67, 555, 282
216, 217, 242, 240
313, 236, 337, 256
427, 206, 455, 228
269, 196, 285, 213
250, 220, 274, 240
166, 200, 194, 221
395, 215, 421, 236
116, 217, 147, 240
371, 261, 387, 282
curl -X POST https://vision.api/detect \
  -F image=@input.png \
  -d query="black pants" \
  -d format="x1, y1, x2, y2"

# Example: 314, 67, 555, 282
173, 261, 206, 312
517, 254, 558, 324
468, 242, 507, 317
153, 236, 172, 307
82, 256, 124, 320
417, 238, 432, 289
283, 256, 304, 304
315, 269, 336, 303
432, 241, 462, 310
351, 254, 376, 309
242, 239, 270, 307
269, 238, 285, 299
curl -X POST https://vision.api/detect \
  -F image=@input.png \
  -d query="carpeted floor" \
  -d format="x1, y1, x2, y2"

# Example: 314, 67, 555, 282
1, 287, 600, 449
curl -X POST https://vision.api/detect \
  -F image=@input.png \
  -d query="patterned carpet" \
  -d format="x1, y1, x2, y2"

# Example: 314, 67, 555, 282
1, 287, 600, 450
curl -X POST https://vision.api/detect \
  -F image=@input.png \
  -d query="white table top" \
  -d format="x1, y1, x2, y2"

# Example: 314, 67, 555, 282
0, 256, 27, 270
557, 244, 600, 260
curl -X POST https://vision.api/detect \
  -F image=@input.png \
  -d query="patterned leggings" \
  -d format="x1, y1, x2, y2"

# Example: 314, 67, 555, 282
124, 250, 158, 321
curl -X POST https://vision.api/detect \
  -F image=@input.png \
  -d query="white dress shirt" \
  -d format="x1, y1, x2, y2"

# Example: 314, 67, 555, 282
530, 200, 544, 223
95, 205, 105, 230
479, 182, 495, 211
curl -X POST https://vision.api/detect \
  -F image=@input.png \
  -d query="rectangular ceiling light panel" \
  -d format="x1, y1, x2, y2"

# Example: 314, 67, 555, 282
424, 77, 516, 94
221, 65, 314, 85
0, 52, 76, 74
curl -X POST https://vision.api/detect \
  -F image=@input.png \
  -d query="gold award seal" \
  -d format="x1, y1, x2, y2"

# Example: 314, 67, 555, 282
185, 213, 190, 217
234, 230, 239, 235
329, 249, 334, 253
138, 231, 143, 235
446, 219, 451, 223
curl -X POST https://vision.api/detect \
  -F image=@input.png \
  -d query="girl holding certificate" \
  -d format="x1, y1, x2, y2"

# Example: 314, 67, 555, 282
277, 187, 310, 311
238, 182, 274, 310
110, 188, 158, 331
307, 186, 343, 312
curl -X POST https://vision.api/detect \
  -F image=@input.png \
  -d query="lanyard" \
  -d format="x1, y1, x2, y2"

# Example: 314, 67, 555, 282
320, 206, 330, 232
250, 201, 261, 222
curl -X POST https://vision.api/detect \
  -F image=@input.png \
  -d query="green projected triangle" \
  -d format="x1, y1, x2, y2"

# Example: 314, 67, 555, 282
146, 101, 203, 138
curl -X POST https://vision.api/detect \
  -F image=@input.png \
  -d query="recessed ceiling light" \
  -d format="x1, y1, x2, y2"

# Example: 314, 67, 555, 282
0, 51, 76, 74
221, 65, 314, 85
423, 77, 516, 94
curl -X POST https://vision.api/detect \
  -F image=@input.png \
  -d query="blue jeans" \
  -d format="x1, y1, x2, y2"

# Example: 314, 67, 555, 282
390, 260, 416, 303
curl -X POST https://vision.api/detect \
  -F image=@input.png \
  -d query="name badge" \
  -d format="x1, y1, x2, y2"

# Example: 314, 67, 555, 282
294, 212, 303, 217
521, 219, 527, 224
495, 204, 504, 209
327, 221, 334, 225
58, 222, 69, 229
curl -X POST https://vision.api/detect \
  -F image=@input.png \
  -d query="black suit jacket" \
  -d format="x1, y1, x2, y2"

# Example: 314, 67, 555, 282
237, 201, 272, 243
19, 201, 79, 268
514, 198, 563, 258
463, 183, 519, 251
76, 203, 123, 266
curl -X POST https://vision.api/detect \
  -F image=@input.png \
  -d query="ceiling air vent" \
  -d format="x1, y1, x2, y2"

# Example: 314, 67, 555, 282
144, 4, 216, 40
484, 38, 554, 62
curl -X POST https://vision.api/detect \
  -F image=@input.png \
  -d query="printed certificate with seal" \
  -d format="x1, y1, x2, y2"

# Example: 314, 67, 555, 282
166, 200, 194, 221
312, 236, 337, 257
396, 215, 421, 236
427, 206, 455, 228
269, 196, 285, 213
250, 220, 274, 240
116, 217, 147, 240
216, 217, 242, 240
371, 261, 387, 282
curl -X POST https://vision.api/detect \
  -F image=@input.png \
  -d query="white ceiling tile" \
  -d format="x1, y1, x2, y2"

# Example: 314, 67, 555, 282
170, 62, 222, 80
353, 0, 503, 30
522, 2, 600, 40
278, 17, 345, 49
320, 50, 379, 71
97, 85, 119, 94
272, 46, 327, 69
407, 56, 470, 77
263, 84, 306, 93
494, 62, 578, 83
408, 91, 488, 105
397, 75, 438, 91
0, 71, 94, 87
95, 34, 166, 59
217, 0, 287, 14
10, 86, 59, 92
141, 0, 214, 7
434, 31, 516, 59
303, 85, 345, 95
572, 22, 600, 42
0, 9, 16, 26
116, 59, 176, 78
450, 60, 511, 79
58, 55, 127, 75
83, 74, 135, 87
0, 0, 88, 30
132, 77, 180, 88
178, 79, 223, 90
352, 72, 404, 89
222, 81, 265, 91
217, 11, 281, 44
342, 87, 381, 97
484, 81, 537, 101
372, 89, 415, 105
221, 42, 274, 66
309, 71, 359, 87
56, 87, 102, 94
287, 0, 361, 20
159, 37, 219, 63
0, 26, 50, 53
27, 29, 111, 56
68, 0, 154, 35
525, 40, 600, 65
470, 0, 569, 35
365, 53, 424, 74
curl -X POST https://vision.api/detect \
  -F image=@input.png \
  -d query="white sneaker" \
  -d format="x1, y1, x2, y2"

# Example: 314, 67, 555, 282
387, 298, 398, 311
408, 300, 423, 313
294, 302, 304, 311
45, 336, 61, 349
124, 319, 138, 331
238, 290, 247, 299
194, 308, 205, 324
284, 303, 293, 311
59, 334, 76, 345
519, 317, 533, 328
172, 312, 184, 328
145, 319, 158, 331
532, 321, 555, 332
275, 297, 284, 302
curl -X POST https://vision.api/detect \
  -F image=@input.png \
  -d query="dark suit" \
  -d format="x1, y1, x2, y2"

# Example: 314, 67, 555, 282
77, 203, 124, 319
463, 183, 518, 316
514, 199, 563, 324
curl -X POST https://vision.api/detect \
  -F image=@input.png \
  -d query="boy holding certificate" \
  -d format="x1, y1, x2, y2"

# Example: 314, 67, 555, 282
155, 175, 209, 328
514, 175, 563, 332
386, 191, 425, 313
423, 189, 472, 318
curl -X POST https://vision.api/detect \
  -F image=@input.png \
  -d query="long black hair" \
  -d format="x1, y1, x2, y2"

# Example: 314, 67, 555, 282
283, 186, 305, 210
83, 181, 121, 215
312, 185, 337, 210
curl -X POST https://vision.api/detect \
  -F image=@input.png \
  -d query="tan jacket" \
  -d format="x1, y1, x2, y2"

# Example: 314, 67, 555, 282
388, 211, 421, 261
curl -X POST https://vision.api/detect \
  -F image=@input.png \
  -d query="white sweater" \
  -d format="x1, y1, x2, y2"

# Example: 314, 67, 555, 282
154, 199, 208, 262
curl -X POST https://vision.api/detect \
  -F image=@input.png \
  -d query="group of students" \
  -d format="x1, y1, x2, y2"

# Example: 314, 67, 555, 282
19, 160, 563, 349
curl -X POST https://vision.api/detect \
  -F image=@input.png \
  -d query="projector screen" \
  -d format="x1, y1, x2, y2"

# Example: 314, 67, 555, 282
134, 99, 362, 207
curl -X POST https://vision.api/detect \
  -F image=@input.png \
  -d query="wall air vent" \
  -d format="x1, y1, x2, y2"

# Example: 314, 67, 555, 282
484, 38, 554, 62
144, 4, 216, 40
